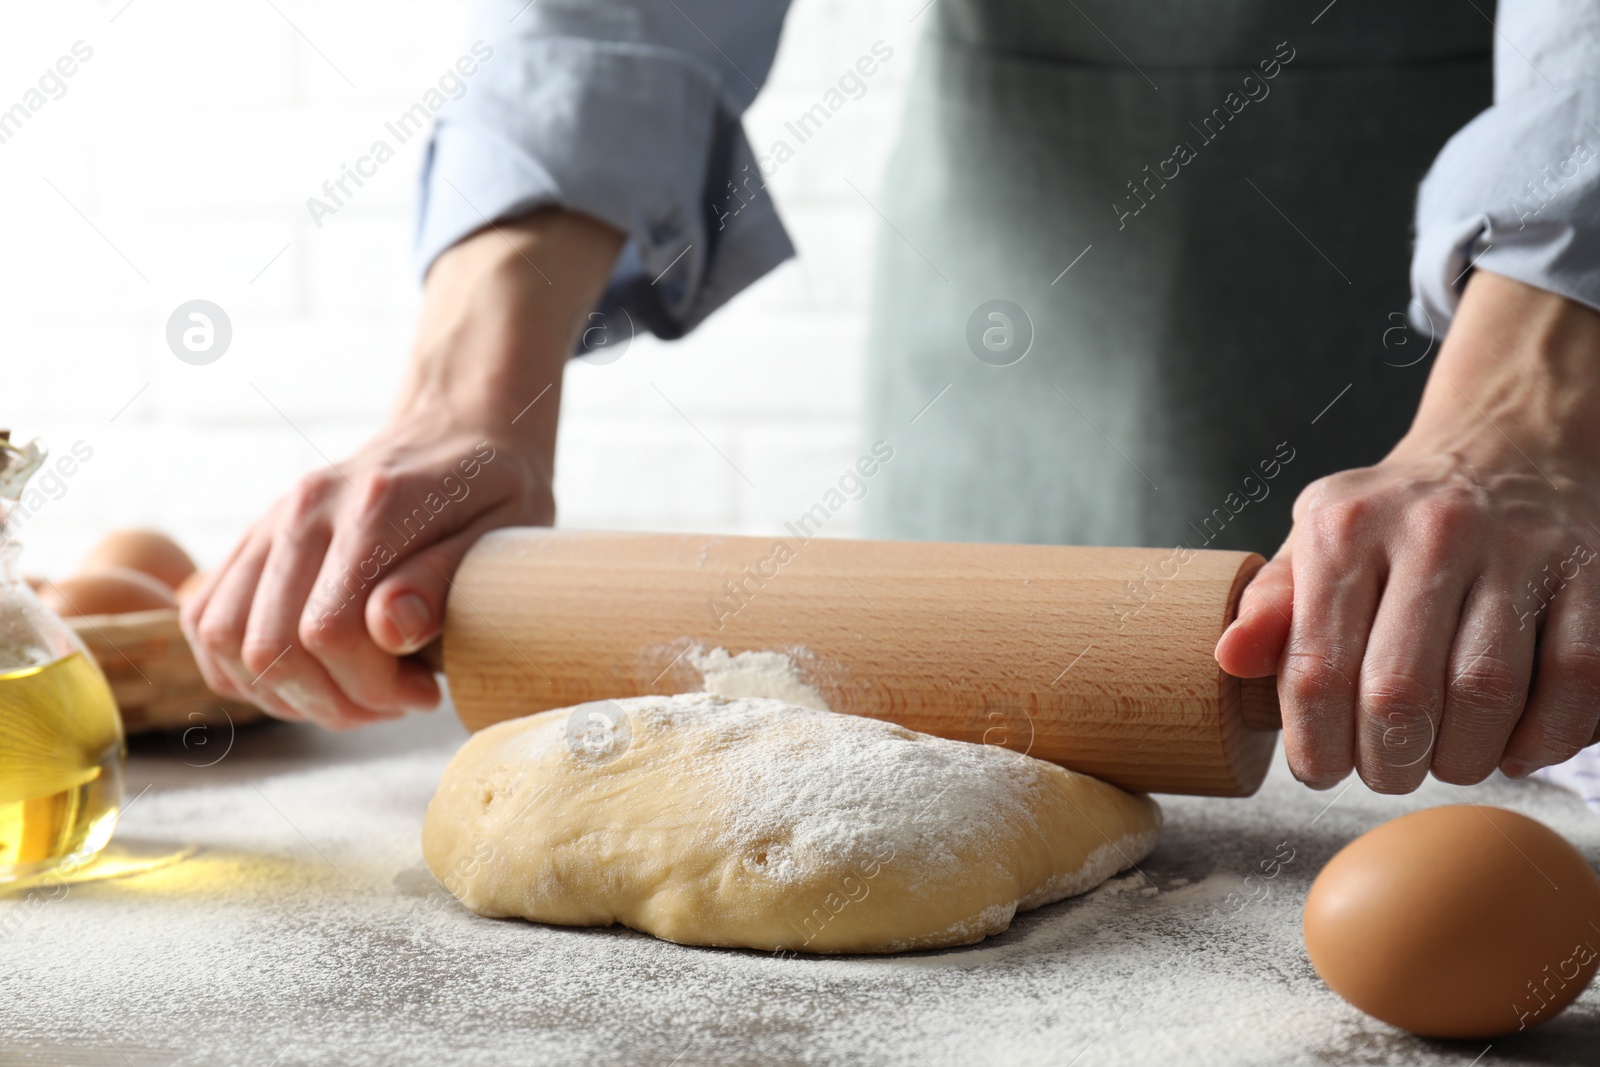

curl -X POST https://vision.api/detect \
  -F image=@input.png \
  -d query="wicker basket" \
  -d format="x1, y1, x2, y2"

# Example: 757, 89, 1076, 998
66, 608, 267, 734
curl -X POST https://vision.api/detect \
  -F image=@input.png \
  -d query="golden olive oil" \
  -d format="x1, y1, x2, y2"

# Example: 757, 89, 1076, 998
0, 650, 124, 880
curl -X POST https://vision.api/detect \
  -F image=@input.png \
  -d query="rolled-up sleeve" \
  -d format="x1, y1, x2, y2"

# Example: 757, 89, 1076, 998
414, 0, 794, 339
1411, 0, 1600, 335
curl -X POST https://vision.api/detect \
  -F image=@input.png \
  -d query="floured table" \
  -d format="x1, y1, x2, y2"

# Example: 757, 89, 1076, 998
2, 704, 1597, 1066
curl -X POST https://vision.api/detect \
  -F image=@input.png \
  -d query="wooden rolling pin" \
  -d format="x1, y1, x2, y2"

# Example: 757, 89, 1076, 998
440, 528, 1281, 797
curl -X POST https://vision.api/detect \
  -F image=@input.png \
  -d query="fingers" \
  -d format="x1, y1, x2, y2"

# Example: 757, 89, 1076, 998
365, 527, 480, 657
298, 588, 441, 717
1503, 578, 1600, 776
1215, 545, 1294, 679
182, 527, 305, 721
1258, 453, 1600, 793
240, 514, 401, 728
240, 519, 330, 697
180, 515, 259, 664
178, 532, 242, 626
1278, 501, 1384, 790
1354, 556, 1468, 794
183, 476, 409, 729
1432, 575, 1536, 784
295, 474, 456, 716
177, 433, 545, 730
338, 528, 487, 712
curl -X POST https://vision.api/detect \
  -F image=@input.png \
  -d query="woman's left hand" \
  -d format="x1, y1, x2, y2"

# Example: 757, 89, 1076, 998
1217, 270, 1600, 793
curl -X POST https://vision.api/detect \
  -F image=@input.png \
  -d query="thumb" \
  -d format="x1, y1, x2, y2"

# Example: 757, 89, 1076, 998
365, 528, 477, 657
1215, 533, 1295, 679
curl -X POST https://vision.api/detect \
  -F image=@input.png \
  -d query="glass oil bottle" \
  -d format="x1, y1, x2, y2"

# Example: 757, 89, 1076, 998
0, 433, 124, 883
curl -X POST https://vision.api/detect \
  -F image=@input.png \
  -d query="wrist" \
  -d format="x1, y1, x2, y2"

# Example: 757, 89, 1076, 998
1392, 271, 1600, 477
394, 209, 625, 444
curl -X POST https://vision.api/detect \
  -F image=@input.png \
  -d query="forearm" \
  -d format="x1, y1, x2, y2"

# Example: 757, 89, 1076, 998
1396, 271, 1600, 473
394, 209, 626, 465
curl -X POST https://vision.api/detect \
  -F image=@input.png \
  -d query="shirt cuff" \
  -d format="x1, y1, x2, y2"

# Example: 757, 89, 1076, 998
413, 37, 794, 340
1411, 84, 1600, 336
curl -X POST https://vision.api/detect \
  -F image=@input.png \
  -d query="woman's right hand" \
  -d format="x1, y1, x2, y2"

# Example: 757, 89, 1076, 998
181, 210, 624, 729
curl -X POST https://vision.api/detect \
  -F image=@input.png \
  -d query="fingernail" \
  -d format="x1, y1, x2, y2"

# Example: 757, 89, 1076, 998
388, 593, 431, 651
1501, 758, 1533, 779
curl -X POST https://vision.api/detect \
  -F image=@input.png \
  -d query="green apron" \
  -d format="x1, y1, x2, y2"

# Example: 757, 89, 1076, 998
861, 1, 1491, 552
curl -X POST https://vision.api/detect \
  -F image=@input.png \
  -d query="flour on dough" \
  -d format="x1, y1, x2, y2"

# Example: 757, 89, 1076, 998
423, 694, 1161, 954
685, 645, 830, 709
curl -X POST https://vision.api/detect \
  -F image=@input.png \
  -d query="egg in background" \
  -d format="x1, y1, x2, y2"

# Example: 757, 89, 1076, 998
38, 567, 178, 617
81, 529, 196, 592
1304, 804, 1600, 1038
174, 568, 208, 605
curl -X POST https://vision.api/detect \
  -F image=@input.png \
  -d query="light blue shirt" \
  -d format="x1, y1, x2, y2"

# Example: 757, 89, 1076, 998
414, 0, 1600, 342
413, 0, 794, 339
1410, 0, 1600, 335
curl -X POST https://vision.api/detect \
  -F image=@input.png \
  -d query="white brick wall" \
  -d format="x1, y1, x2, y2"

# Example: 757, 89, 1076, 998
0, 0, 924, 579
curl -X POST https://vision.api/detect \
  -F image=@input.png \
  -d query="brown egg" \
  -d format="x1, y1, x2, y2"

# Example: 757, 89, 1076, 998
38, 567, 179, 617
174, 568, 208, 604
1304, 805, 1600, 1038
82, 529, 196, 591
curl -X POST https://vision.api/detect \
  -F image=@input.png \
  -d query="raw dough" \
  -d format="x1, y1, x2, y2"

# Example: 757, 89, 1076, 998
423, 694, 1161, 954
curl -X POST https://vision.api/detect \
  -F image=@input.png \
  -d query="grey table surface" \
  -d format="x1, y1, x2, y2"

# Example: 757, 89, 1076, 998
3, 705, 1598, 1067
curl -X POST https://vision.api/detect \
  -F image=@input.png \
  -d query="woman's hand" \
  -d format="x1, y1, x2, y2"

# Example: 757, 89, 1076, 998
1217, 271, 1600, 791
181, 210, 624, 729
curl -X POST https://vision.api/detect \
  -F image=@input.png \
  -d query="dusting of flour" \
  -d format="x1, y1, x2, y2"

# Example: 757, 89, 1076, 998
598, 693, 1053, 887
5, 709, 1575, 1066
684, 645, 831, 710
